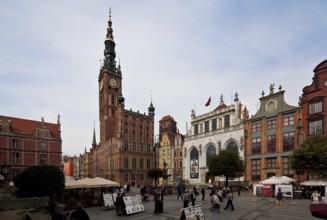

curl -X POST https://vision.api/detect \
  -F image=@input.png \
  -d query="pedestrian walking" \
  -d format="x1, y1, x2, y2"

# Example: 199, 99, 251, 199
210, 192, 221, 213
191, 188, 196, 206
115, 193, 123, 216
182, 189, 191, 208
201, 188, 205, 201
177, 186, 183, 200
224, 189, 234, 211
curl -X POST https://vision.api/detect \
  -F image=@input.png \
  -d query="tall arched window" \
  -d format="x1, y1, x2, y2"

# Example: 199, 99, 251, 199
190, 148, 199, 179
206, 145, 216, 166
227, 141, 238, 152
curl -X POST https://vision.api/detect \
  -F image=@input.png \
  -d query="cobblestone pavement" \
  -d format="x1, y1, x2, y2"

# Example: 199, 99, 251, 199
79, 188, 315, 220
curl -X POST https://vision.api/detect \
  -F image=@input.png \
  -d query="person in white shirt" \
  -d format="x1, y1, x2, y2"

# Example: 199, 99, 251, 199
210, 192, 221, 213
311, 191, 321, 204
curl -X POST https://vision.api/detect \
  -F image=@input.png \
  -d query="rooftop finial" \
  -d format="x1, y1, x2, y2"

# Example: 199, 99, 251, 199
92, 122, 97, 145
219, 94, 224, 105
109, 7, 112, 21
106, 7, 114, 41
269, 83, 275, 94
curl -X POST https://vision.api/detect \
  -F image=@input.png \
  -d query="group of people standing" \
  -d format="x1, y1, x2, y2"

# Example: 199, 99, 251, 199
178, 186, 203, 208
209, 187, 235, 212
178, 185, 235, 213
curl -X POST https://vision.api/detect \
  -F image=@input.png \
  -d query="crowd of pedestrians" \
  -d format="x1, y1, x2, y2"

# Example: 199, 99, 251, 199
111, 184, 242, 218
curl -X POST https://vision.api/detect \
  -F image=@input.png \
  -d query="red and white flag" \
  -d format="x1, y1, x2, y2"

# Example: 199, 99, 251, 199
205, 96, 211, 107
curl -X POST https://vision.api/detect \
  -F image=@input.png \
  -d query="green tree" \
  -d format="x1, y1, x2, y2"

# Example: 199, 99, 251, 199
147, 168, 164, 187
291, 135, 327, 176
13, 165, 65, 199
208, 149, 244, 187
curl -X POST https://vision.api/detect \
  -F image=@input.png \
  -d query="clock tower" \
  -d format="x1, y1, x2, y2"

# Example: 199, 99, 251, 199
98, 8, 124, 143
94, 9, 155, 185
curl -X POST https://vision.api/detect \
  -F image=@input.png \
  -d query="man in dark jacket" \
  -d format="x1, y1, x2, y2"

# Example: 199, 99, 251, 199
201, 188, 205, 201
191, 189, 196, 206
70, 202, 90, 220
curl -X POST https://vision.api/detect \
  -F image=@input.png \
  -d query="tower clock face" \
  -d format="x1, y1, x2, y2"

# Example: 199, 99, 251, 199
109, 77, 119, 89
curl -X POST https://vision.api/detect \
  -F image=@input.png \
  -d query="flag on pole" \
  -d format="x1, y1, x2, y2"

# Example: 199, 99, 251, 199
205, 96, 211, 107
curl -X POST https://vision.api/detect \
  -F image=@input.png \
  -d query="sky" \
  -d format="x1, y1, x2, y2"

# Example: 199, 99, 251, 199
1, 0, 327, 156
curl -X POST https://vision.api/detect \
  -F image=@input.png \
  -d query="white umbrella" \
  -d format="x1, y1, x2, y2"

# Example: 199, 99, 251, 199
259, 176, 289, 185
65, 177, 87, 189
77, 177, 119, 188
300, 178, 327, 186
281, 176, 296, 183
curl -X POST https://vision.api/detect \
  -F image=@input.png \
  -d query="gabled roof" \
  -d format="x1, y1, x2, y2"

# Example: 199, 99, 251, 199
0, 115, 60, 138
214, 103, 227, 111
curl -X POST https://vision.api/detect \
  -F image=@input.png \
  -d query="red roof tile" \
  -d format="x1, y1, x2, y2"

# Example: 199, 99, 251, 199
0, 115, 60, 138
159, 115, 176, 122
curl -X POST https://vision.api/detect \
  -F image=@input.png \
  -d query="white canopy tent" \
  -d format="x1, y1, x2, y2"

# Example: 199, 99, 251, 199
281, 176, 296, 183
301, 178, 327, 186
259, 176, 290, 185
76, 177, 119, 188
65, 177, 87, 189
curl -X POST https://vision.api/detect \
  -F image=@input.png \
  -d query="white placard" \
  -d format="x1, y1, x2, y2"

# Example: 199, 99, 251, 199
103, 193, 114, 207
122, 195, 145, 215
275, 185, 293, 198
181, 205, 205, 220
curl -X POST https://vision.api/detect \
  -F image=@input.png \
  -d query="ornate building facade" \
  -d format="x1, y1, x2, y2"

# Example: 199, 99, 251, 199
157, 115, 184, 185
244, 85, 306, 183
87, 10, 155, 186
184, 93, 248, 185
301, 59, 327, 138
0, 115, 62, 181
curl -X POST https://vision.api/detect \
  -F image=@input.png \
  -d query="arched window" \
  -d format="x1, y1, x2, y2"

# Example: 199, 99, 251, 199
227, 141, 238, 152
190, 148, 199, 179
206, 145, 216, 166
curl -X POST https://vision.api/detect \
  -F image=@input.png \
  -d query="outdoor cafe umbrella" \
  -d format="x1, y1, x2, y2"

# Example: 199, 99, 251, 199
259, 176, 289, 185
65, 177, 87, 189
300, 178, 327, 186
77, 177, 119, 188
281, 176, 296, 183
